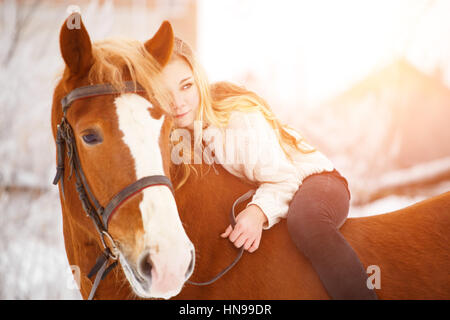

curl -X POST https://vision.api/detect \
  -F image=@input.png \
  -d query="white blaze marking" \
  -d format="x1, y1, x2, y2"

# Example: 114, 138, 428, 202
114, 93, 188, 255
114, 93, 164, 177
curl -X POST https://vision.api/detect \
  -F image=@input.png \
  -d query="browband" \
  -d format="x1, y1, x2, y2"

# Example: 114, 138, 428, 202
61, 81, 145, 114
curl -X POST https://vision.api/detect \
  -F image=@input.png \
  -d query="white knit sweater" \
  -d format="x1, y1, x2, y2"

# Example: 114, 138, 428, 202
202, 109, 335, 229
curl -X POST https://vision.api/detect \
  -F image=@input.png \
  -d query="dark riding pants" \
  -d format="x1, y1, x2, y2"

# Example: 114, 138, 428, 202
286, 169, 378, 300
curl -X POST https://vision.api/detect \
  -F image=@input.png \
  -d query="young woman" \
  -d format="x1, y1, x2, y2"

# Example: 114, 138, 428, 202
160, 37, 378, 300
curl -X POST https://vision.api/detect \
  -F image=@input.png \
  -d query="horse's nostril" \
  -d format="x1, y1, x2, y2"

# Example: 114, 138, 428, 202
138, 252, 153, 280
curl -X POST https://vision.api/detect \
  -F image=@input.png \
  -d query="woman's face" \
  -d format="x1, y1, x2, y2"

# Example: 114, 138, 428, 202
160, 56, 200, 129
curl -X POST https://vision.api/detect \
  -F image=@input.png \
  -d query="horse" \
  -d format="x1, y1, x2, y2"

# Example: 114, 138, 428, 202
52, 15, 450, 300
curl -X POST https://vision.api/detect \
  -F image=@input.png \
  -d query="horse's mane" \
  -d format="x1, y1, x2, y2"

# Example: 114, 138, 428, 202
61, 37, 172, 114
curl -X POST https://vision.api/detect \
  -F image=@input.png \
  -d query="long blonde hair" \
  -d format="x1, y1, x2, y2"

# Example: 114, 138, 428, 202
169, 38, 315, 190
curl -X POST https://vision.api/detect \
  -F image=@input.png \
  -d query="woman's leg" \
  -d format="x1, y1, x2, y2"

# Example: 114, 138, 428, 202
287, 170, 378, 300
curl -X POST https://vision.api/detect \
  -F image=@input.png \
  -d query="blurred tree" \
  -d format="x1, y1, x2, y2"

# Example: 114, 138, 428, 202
2, 0, 42, 66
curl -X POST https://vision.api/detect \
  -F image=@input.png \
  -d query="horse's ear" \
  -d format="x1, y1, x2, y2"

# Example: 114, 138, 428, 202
144, 21, 174, 67
59, 13, 93, 76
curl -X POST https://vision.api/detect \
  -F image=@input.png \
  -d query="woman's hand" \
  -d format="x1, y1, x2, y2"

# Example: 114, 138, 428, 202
220, 204, 268, 253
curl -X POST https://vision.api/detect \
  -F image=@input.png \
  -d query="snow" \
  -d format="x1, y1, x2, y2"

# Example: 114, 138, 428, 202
376, 157, 450, 189
350, 195, 420, 218
0, 188, 81, 299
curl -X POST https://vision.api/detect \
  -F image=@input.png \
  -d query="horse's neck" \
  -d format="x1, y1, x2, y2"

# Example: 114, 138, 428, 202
173, 163, 255, 277
59, 196, 102, 298
173, 162, 255, 219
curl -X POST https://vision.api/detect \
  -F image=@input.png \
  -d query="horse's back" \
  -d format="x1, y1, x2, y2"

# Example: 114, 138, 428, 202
234, 192, 450, 299
341, 191, 450, 299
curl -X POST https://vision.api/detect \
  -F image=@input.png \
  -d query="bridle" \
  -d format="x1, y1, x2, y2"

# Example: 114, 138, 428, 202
53, 81, 175, 300
52, 81, 255, 299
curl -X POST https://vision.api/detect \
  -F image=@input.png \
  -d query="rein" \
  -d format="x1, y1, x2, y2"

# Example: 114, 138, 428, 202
186, 189, 255, 286
53, 81, 254, 299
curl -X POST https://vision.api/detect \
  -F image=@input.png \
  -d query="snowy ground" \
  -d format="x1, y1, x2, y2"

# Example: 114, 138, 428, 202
0, 188, 81, 299
349, 179, 450, 218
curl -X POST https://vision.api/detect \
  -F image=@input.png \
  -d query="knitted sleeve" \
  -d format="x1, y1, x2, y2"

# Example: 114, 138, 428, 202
222, 110, 301, 229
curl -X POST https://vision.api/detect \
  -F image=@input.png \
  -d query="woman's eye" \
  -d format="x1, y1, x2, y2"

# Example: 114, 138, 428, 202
182, 83, 192, 90
82, 133, 102, 145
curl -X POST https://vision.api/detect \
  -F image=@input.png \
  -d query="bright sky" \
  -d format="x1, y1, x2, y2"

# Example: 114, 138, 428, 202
197, 0, 450, 107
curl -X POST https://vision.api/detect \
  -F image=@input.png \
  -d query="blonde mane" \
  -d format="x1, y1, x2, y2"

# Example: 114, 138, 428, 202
73, 37, 172, 115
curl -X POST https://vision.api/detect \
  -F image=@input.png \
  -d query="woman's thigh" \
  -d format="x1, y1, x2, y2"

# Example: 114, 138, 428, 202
287, 170, 351, 239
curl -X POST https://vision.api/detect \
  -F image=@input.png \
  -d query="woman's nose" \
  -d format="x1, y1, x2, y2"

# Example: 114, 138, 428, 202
172, 95, 185, 112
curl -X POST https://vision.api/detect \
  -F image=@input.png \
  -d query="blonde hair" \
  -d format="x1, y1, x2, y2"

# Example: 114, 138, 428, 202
168, 38, 315, 190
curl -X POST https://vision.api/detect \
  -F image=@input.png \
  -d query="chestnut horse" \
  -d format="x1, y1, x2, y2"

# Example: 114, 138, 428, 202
52, 15, 450, 300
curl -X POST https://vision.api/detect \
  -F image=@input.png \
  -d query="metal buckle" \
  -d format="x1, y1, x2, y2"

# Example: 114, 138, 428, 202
100, 231, 119, 260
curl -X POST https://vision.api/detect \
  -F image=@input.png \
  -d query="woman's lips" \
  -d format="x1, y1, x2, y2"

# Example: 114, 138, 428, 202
175, 110, 190, 118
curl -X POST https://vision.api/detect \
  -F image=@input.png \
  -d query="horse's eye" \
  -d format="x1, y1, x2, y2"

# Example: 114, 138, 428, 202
82, 133, 102, 145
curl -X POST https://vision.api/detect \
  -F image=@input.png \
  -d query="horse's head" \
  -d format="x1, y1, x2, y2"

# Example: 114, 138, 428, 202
52, 14, 194, 299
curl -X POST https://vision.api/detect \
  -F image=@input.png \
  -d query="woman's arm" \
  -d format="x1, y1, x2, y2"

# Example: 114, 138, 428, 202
219, 110, 301, 251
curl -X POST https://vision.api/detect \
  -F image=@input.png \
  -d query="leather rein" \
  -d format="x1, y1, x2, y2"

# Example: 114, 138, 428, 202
53, 81, 254, 299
